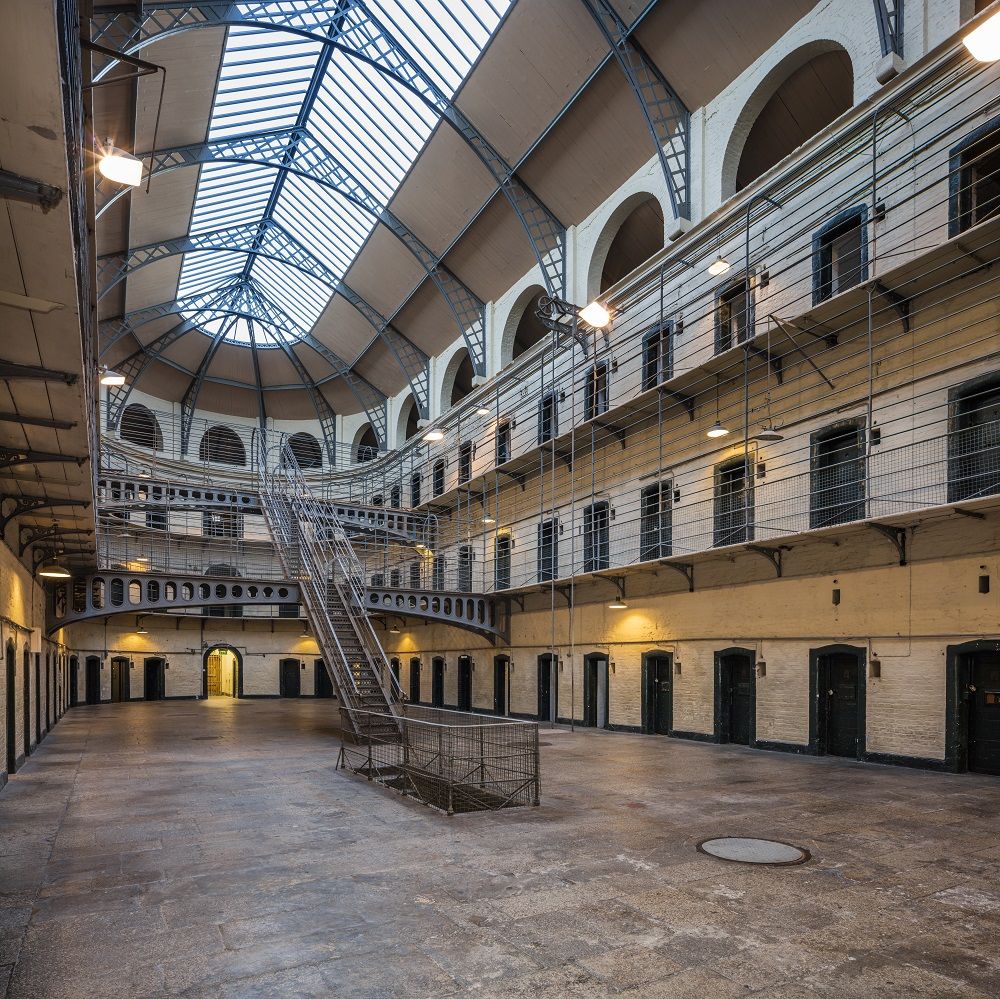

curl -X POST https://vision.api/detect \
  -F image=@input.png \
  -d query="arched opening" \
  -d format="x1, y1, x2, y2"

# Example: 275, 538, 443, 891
586, 192, 665, 301
120, 403, 163, 450
203, 645, 243, 699
727, 44, 853, 196
396, 395, 420, 444
501, 285, 548, 366
599, 196, 665, 293
354, 424, 379, 463
286, 432, 322, 469
199, 425, 245, 466
441, 347, 475, 413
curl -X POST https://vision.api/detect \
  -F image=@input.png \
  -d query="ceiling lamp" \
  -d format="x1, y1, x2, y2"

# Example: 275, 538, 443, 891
608, 597, 628, 609
964, 10, 1000, 60
482, 515, 496, 525
476, 407, 491, 417
99, 365, 126, 386
708, 255, 732, 277
608, 578, 628, 609
98, 140, 143, 187
578, 301, 611, 329
135, 622, 148, 636
707, 376, 730, 438
388, 623, 400, 635
423, 428, 444, 443
755, 429, 784, 442
37, 559, 71, 579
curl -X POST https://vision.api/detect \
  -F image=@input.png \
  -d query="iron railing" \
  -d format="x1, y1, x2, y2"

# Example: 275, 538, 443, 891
338, 704, 540, 815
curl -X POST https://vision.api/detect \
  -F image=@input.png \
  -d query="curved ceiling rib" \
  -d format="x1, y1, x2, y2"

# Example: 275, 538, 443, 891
89, 0, 566, 306
104, 279, 388, 448
94, 126, 468, 389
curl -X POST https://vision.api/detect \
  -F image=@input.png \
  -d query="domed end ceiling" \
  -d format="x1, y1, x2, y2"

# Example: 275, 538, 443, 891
95, 0, 513, 426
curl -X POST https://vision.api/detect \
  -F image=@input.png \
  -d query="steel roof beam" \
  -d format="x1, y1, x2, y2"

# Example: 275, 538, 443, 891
578, 0, 689, 221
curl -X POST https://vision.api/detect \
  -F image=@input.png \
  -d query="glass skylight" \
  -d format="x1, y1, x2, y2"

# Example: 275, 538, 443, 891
176, 0, 511, 348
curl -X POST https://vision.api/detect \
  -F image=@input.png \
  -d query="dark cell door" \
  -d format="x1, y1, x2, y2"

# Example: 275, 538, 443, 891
493, 657, 508, 715
111, 658, 130, 703
314, 660, 334, 699
69, 657, 79, 707
34, 655, 40, 743
409, 659, 421, 703
722, 653, 754, 746
431, 658, 445, 708
969, 653, 1000, 775
584, 655, 608, 728
23, 650, 31, 756
457, 656, 472, 712
389, 659, 400, 700
143, 659, 165, 701
824, 654, 861, 757
6, 642, 16, 773
645, 654, 672, 734
279, 659, 301, 698
537, 654, 557, 722
85, 656, 101, 705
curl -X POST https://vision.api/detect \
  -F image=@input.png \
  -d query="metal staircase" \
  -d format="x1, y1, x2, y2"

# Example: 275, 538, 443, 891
256, 435, 401, 740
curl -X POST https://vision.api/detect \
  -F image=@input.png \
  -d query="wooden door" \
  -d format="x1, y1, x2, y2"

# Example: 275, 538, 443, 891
726, 656, 754, 746
645, 654, 672, 734
279, 659, 301, 698
969, 652, 1000, 775
823, 653, 861, 757
493, 657, 507, 715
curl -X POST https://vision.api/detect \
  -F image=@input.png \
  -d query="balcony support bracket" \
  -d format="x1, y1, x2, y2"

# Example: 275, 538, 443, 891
867, 522, 909, 565
659, 559, 694, 592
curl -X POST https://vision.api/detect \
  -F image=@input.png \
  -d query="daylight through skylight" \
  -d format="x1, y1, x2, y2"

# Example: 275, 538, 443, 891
177, 1, 511, 347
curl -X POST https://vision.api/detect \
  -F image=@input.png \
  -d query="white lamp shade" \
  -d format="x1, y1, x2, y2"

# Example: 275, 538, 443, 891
708, 255, 732, 277
964, 12, 1000, 61
99, 145, 143, 187
578, 301, 611, 328
99, 366, 126, 386
38, 561, 71, 579
423, 429, 444, 442
707, 422, 731, 438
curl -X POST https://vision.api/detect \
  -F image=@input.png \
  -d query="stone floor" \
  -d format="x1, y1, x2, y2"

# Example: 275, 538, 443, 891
1, 699, 999, 998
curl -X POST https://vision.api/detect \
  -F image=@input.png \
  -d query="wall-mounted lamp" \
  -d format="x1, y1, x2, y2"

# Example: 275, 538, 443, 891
964, 9, 1000, 60
99, 365, 126, 386
579, 301, 612, 329
98, 141, 143, 187
756, 661, 766, 678
135, 616, 147, 636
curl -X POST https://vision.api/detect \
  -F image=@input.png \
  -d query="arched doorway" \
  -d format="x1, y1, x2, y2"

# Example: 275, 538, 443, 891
810, 645, 865, 760
6, 639, 16, 773
69, 655, 79, 708
85, 655, 101, 705
714, 648, 756, 746
279, 658, 302, 698
202, 646, 243, 699
642, 651, 673, 735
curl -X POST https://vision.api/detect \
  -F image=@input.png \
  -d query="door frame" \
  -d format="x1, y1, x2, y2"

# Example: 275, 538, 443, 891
22, 647, 31, 756
431, 656, 445, 707
202, 646, 244, 699
714, 647, 756, 745
536, 653, 557, 722
583, 652, 610, 729
809, 644, 866, 759
143, 657, 166, 701
493, 655, 509, 716
85, 655, 102, 705
409, 657, 421, 704
69, 655, 79, 707
946, 638, 1000, 772
6, 639, 16, 773
456, 655, 473, 712
278, 657, 302, 698
641, 650, 673, 735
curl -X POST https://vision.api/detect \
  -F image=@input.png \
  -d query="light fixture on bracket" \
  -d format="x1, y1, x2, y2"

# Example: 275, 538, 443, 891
135, 616, 148, 636
964, 8, 1000, 60
97, 139, 143, 187
99, 365, 126, 386
707, 376, 730, 439
37, 557, 71, 579
578, 300, 612, 329
422, 428, 444, 443
475, 406, 491, 417
607, 577, 628, 610
388, 619, 401, 635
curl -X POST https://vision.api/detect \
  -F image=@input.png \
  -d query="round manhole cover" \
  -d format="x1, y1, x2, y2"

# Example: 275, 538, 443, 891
697, 837, 810, 866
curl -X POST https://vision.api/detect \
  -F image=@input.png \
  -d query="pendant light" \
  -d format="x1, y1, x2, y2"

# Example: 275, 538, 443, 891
37, 558, 71, 579
99, 365, 126, 386
707, 376, 730, 439
98, 140, 144, 187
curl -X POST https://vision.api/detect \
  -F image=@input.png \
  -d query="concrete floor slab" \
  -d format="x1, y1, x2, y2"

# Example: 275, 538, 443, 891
0, 700, 998, 997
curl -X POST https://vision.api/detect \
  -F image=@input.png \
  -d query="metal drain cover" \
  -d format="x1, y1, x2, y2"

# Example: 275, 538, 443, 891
697, 837, 809, 866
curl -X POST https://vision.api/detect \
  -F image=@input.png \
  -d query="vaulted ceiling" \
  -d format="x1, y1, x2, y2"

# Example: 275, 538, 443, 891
93, 0, 820, 425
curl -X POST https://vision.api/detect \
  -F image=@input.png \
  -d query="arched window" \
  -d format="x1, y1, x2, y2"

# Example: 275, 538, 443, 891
733, 48, 853, 194
599, 196, 664, 293
441, 348, 475, 412
199, 425, 245, 466
397, 395, 420, 443
355, 425, 379, 463
287, 432, 322, 469
120, 404, 163, 451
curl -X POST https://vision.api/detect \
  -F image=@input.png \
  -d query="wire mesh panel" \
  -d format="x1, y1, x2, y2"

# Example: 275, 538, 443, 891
338, 704, 540, 815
